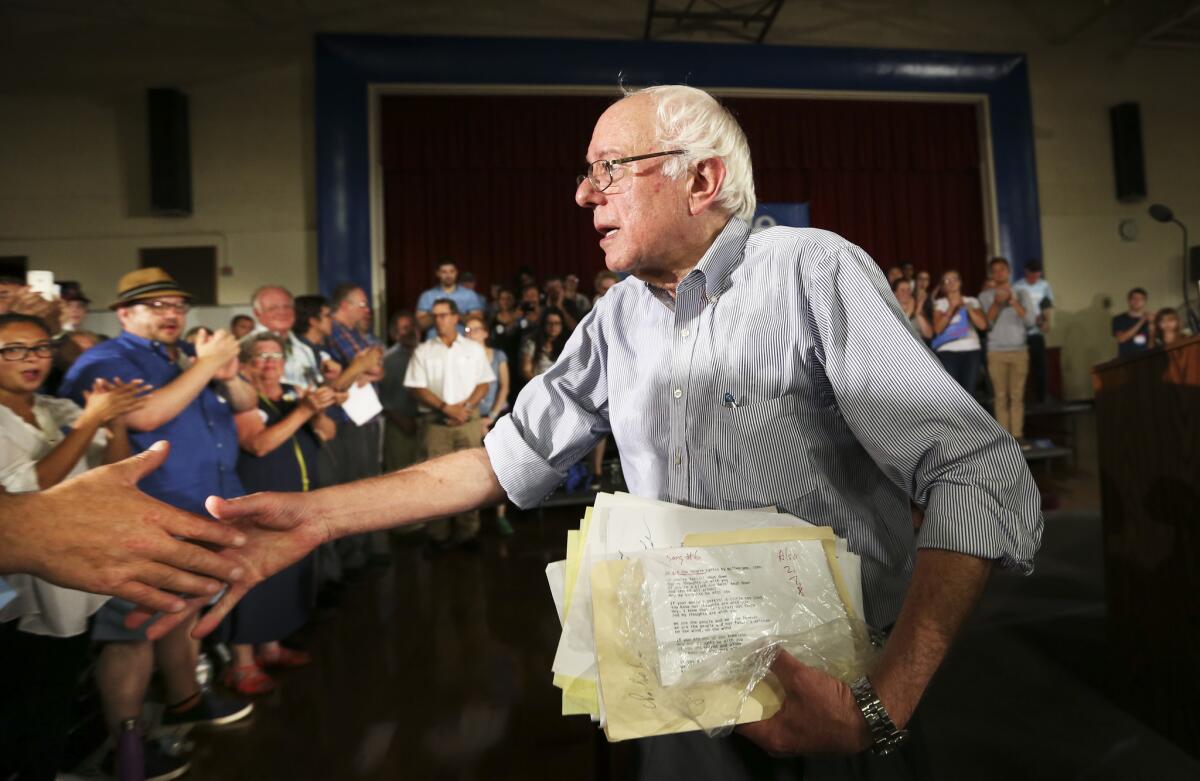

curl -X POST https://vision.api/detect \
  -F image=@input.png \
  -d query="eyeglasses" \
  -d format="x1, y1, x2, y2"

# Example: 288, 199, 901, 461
252, 351, 284, 361
139, 300, 191, 314
0, 342, 56, 361
576, 150, 686, 192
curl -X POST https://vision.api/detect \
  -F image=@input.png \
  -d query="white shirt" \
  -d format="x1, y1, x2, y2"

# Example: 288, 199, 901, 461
404, 335, 496, 410
933, 297, 983, 352
0, 395, 110, 636
1012, 277, 1054, 335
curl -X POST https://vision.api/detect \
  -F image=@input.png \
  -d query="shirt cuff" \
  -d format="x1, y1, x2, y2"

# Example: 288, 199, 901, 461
916, 480, 1043, 575
483, 414, 565, 510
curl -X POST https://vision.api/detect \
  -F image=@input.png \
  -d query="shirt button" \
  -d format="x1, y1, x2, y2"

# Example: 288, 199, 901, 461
681, 328, 690, 338
672, 388, 682, 399
674, 451, 682, 465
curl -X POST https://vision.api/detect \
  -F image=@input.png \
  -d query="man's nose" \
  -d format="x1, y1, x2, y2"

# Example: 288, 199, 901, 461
575, 178, 604, 208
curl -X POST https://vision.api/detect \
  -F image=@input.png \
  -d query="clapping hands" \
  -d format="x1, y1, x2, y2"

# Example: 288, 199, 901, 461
81, 377, 151, 427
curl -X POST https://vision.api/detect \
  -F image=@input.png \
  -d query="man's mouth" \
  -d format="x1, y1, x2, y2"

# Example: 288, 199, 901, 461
597, 224, 619, 242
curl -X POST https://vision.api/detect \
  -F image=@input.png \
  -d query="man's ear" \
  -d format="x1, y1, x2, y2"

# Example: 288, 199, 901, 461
688, 157, 728, 216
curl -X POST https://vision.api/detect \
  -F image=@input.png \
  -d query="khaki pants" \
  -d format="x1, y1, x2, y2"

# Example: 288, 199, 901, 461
423, 412, 483, 543
987, 349, 1029, 438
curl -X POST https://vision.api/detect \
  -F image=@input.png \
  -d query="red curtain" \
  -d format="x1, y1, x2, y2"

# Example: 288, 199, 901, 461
380, 94, 986, 314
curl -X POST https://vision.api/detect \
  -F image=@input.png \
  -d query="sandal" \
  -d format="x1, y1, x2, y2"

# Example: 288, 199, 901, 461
222, 664, 276, 696
256, 647, 312, 669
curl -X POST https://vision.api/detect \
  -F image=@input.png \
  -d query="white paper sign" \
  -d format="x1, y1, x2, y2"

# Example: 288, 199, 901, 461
341, 381, 383, 425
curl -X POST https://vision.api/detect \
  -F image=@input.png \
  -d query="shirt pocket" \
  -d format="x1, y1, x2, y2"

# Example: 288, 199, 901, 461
713, 394, 820, 510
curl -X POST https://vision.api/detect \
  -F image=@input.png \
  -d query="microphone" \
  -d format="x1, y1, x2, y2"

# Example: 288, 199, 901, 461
1146, 202, 1200, 333
1148, 203, 1174, 223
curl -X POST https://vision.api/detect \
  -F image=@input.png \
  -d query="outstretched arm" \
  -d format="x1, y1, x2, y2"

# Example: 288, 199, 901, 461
134, 447, 505, 639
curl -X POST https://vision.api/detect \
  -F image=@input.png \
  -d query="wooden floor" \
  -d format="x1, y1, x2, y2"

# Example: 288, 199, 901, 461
175, 411, 1200, 780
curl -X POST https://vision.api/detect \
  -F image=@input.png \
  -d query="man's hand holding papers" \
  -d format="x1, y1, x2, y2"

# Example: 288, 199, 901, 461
546, 492, 878, 745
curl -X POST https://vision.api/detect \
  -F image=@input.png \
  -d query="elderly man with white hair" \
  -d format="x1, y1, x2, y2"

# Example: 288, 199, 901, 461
146, 86, 1042, 779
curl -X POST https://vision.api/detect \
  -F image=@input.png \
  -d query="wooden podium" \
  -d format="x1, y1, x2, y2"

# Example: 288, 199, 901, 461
1091, 335, 1200, 755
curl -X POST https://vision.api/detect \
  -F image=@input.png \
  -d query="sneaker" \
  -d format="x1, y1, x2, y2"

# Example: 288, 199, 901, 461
160, 691, 253, 729
102, 739, 191, 781
143, 741, 191, 781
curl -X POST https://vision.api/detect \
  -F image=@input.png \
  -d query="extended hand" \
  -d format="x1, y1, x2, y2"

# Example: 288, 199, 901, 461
736, 651, 871, 756
10, 288, 64, 333
125, 490, 329, 640
8, 442, 248, 614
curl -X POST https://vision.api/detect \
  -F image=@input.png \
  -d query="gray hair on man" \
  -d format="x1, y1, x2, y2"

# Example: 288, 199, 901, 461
250, 285, 293, 311
626, 85, 757, 222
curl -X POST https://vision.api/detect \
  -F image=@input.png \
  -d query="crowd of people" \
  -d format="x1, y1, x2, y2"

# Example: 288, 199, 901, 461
0, 230, 1188, 780
881, 258, 1052, 448
0, 258, 627, 781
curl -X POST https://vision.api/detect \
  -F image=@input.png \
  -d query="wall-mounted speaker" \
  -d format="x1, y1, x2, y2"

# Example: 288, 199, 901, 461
147, 88, 192, 216
1109, 102, 1146, 204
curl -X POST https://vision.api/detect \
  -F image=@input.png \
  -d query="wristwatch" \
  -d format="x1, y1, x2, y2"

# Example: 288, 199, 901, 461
850, 677, 909, 755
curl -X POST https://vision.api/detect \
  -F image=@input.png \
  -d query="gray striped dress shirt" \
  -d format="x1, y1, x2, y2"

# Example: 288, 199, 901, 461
484, 217, 1043, 628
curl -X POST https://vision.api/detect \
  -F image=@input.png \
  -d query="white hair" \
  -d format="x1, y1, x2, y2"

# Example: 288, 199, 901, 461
250, 284, 293, 312
625, 85, 756, 222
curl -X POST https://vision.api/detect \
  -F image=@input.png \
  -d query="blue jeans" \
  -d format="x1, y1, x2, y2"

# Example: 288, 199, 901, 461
937, 349, 982, 396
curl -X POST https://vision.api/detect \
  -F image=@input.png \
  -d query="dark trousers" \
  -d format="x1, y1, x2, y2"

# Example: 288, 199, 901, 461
0, 621, 91, 781
936, 349, 982, 397
1026, 332, 1048, 403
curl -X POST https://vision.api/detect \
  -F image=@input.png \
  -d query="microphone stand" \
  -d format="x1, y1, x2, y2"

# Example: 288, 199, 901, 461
1168, 217, 1200, 334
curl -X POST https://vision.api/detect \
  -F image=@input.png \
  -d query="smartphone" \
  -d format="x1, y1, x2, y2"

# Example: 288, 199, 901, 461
26, 270, 60, 301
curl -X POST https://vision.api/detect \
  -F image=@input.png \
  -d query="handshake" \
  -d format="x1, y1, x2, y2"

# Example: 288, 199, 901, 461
0, 441, 324, 641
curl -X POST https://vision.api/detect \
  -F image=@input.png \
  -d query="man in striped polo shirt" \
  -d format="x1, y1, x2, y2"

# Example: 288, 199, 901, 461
174, 85, 1043, 780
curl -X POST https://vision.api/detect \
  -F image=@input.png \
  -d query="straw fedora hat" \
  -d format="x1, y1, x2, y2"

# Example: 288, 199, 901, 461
109, 268, 192, 310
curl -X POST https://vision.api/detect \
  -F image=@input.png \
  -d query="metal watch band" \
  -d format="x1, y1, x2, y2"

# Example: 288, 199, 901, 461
850, 676, 910, 755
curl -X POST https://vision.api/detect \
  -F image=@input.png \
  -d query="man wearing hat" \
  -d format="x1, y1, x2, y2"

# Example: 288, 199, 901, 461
59, 267, 256, 778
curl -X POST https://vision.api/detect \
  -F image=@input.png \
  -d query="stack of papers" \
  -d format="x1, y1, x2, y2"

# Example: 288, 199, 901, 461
545, 492, 868, 743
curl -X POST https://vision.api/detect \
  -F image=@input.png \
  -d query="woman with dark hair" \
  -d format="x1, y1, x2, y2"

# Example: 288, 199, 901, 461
520, 307, 567, 381
1154, 307, 1183, 347
932, 270, 989, 394
0, 313, 145, 780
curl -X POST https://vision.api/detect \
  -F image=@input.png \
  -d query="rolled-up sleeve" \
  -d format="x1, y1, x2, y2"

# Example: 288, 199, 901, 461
484, 308, 610, 509
805, 243, 1043, 573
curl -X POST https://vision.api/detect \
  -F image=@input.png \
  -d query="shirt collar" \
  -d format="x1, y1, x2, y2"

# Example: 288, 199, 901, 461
118, 329, 188, 358
641, 217, 750, 304
427, 333, 466, 348
695, 217, 751, 299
